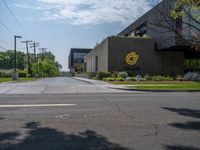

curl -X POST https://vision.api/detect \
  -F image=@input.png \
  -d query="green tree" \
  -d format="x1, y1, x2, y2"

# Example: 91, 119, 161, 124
32, 59, 60, 77
0, 50, 26, 70
170, 0, 200, 50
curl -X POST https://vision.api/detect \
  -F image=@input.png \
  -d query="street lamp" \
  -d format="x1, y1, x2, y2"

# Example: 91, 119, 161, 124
12, 35, 22, 80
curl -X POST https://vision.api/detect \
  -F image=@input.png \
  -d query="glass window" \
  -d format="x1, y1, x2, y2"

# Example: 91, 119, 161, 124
73, 53, 88, 63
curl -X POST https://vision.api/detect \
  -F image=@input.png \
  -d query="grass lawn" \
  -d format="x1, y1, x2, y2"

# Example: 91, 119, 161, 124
0, 78, 37, 83
0, 78, 12, 83
127, 83, 200, 91
110, 81, 195, 85
109, 81, 200, 91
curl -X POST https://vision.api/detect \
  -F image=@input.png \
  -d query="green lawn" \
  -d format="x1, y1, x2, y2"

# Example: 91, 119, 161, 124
127, 83, 200, 91
110, 81, 195, 85
0, 78, 12, 83
0, 78, 37, 83
109, 81, 200, 91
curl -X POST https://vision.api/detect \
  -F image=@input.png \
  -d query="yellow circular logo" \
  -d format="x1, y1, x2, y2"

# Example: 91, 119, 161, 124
126, 51, 139, 65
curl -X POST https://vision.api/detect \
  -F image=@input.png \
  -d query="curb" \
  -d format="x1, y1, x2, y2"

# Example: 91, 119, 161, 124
109, 87, 200, 92
72, 77, 94, 85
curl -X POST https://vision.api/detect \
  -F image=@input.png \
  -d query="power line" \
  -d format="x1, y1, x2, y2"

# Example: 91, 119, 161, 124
2, 0, 22, 28
0, 20, 14, 35
0, 45, 7, 50
0, 38, 12, 47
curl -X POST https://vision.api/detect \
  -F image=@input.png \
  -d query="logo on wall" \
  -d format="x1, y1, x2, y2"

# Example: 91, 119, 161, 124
126, 51, 139, 65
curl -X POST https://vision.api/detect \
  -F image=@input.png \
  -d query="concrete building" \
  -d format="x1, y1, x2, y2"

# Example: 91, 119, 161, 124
118, 0, 199, 51
84, 0, 199, 75
68, 48, 92, 72
84, 36, 184, 75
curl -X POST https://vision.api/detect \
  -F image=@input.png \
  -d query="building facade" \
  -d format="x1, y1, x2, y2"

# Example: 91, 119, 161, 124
83, 0, 199, 75
118, 0, 199, 51
84, 37, 184, 75
68, 48, 92, 72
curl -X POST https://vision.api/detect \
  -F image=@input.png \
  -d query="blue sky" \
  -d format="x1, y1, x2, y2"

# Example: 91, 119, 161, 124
0, 0, 161, 71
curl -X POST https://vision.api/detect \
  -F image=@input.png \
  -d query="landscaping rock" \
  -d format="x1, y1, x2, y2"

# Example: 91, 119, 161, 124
183, 72, 194, 81
135, 75, 142, 81
183, 72, 200, 82
192, 73, 200, 82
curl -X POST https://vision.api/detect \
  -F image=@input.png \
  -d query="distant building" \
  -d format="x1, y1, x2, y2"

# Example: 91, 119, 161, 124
68, 48, 92, 72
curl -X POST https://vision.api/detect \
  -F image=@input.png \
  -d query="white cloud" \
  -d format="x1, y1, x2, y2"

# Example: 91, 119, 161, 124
16, 0, 161, 26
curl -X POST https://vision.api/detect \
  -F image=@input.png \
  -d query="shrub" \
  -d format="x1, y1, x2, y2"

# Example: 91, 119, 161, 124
103, 77, 116, 81
19, 70, 28, 78
118, 72, 128, 78
152, 75, 174, 81
176, 75, 183, 81
1, 71, 12, 78
96, 72, 111, 80
116, 78, 125, 81
126, 70, 136, 77
165, 76, 174, 81
92, 77, 97, 80
111, 71, 118, 78
89, 72, 98, 78
130, 77, 136, 81
144, 74, 152, 81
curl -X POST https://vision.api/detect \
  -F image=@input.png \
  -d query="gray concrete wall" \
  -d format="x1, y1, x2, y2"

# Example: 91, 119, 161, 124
118, 0, 196, 50
84, 39, 109, 72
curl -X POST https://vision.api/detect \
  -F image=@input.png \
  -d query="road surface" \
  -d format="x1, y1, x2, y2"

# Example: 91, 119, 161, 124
0, 93, 200, 150
0, 77, 133, 94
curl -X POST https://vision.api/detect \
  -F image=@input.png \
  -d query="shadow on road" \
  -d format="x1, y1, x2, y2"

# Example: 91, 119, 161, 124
163, 107, 200, 150
0, 131, 19, 142
170, 121, 200, 131
0, 121, 130, 150
165, 145, 200, 150
162, 107, 200, 131
162, 107, 200, 119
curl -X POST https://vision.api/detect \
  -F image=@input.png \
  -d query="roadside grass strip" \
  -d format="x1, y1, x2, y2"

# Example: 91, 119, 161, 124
127, 83, 200, 90
0, 78, 37, 84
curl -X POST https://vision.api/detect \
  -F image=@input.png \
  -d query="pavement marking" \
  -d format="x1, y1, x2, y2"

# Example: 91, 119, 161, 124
0, 104, 77, 108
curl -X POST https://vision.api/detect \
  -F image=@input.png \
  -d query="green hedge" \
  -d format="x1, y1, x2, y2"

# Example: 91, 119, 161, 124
18, 70, 28, 78
96, 72, 111, 80
0, 71, 12, 78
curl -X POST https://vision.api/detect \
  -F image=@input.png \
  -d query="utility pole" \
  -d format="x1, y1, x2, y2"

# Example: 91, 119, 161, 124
13, 35, 22, 80
30, 42, 39, 63
21, 40, 32, 75
30, 42, 39, 78
39, 48, 47, 61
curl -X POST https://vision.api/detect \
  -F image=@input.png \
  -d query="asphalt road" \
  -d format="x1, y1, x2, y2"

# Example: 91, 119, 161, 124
0, 77, 132, 94
0, 93, 200, 150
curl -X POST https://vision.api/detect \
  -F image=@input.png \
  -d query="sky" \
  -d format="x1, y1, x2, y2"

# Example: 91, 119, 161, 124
0, 0, 161, 71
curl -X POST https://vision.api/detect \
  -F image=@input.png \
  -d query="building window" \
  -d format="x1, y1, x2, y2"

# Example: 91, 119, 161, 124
135, 23, 147, 37
73, 52, 88, 63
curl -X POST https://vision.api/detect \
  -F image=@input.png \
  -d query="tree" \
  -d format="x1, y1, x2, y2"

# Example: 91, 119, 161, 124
0, 50, 26, 70
32, 59, 60, 77
170, 0, 200, 50
32, 51, 62, 77
147, 0, 200, 50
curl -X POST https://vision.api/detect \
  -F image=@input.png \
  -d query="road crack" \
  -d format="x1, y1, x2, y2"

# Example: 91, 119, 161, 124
143, 124, 160, 137
103, 98, 136, 122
